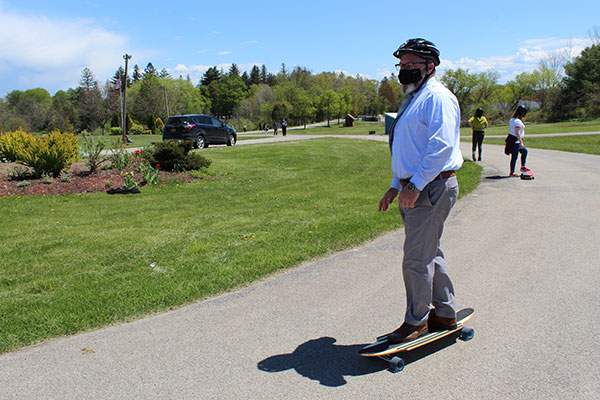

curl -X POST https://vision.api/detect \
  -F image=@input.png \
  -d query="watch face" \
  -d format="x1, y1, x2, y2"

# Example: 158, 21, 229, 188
407, 182, 417, 192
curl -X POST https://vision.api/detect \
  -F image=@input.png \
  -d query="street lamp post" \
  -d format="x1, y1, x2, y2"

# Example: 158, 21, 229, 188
159, 85, 170, 118
122, 54, 132, 143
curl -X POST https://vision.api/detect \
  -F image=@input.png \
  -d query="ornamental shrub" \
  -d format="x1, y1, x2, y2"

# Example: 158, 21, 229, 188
28, 130, 79, 177
0, 129, 79, 177
148, 141, 211, 172
129, 123, 144, 135
155, 117, 164, 131
110, 127, 122, 135
0, 129, 36, 162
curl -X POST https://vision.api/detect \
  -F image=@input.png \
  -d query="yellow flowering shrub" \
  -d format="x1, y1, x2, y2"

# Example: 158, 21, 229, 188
0, 129, 79, 177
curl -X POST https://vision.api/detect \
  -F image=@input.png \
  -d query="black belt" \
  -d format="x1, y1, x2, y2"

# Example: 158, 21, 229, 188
399, 170, 456, 187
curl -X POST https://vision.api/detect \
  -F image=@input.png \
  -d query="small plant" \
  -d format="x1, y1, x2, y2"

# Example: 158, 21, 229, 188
17, 181, 31, 187
42, 173, 53, 184
105, 180, 113, 188
131, 149, 160, 185
141, 163, 160, 185
109, 138, 131, 173
80, 132, 107, 173
60, 171, 71, 182
122, 171, 137, 190
148, 141, 211, 172
8, 165, 32, 181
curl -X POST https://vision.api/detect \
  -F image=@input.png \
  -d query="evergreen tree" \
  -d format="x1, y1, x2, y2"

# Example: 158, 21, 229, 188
132, 65, 143, 82
228, 63, 241, 77
249, 65, 261, 85
76, 67, 103, 131
144, 62, 157, 78
159, 68, 171, 79
260, 65, 268, 84
80, 67, 99, 90
241, 71, 250, 87
200, 66, 222, 86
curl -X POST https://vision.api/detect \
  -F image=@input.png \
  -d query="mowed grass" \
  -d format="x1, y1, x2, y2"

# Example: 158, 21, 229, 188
460, 118, 600, 136
0, 138, 481, 353
483, 134, 600, 155
77, 134, 162, 149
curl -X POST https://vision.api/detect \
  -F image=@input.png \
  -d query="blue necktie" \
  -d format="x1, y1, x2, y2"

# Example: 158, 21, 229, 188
389, 93, 414, 154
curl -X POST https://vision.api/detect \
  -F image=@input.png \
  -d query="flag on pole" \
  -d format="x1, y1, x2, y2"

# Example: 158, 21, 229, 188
115, 79, 121, 90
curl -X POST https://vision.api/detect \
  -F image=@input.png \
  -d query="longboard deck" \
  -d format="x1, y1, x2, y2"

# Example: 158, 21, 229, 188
359, 308, 474, 357
520, 170, 535, 180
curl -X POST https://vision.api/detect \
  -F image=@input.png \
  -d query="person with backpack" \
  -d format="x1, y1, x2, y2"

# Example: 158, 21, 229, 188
468, 108, 488, 161
506, 105, 530, 177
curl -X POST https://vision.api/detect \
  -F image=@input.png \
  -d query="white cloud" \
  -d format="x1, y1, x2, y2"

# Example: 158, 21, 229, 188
0, 6, 134, 95
438, 37, 594, 83
217, 51, 232, 56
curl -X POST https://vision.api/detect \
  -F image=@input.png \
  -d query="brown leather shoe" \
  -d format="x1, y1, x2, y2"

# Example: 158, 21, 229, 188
428, 310, 457, 332
387, 322, 428, 343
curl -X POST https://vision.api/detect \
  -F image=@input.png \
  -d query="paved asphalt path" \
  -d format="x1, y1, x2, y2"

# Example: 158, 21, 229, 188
1, 136, 599, 399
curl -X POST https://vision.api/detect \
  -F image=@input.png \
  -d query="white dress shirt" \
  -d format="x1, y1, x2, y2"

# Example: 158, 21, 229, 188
390, 77, 464, 191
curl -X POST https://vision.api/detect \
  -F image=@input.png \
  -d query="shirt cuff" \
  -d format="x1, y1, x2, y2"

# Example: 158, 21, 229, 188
410, 176, 427, 191
391, 176, 402, 191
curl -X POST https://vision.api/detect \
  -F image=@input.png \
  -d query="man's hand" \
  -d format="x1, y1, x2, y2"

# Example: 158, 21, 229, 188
379, 188, 399, 212
397, 186, 420, 208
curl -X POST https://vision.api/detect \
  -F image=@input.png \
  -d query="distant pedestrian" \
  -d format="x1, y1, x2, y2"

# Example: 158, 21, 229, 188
264, 123, 269, 136
281, 119, 287, 136
468, 108, 488, 161
273, 122, 278, 135
506, 105, 530, 177
243, 125, 247, 133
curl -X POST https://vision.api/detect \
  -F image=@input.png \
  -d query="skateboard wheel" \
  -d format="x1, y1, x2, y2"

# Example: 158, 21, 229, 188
389, 356, 405, 373
460, 327, 474, 341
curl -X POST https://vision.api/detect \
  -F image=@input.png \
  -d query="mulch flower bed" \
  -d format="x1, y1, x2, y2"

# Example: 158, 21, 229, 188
0, 162, 201, 197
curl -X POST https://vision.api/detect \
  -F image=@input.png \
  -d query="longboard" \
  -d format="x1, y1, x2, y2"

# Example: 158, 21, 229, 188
520, 169, 535, 180
359, 308, 474, 373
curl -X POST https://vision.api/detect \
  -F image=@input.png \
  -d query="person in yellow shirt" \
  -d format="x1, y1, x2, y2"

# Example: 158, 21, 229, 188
468, 108, 488, 161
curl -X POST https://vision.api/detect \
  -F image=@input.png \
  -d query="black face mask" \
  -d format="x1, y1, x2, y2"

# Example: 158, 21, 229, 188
398, 68, 423, 85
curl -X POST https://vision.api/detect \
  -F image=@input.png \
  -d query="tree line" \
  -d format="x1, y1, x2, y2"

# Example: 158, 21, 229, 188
1, 41, 599, 135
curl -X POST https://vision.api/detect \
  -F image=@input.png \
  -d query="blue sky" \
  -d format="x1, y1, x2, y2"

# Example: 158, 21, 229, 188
1, 0, 598, 97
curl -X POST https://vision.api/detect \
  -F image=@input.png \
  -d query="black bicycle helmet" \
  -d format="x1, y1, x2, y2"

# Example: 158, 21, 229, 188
475, 108, 484, 117
514, 105, 528, 118
393, 38, 440, 66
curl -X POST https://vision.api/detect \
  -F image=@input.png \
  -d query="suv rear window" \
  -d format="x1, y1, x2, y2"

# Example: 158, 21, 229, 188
165, 117, 188, 127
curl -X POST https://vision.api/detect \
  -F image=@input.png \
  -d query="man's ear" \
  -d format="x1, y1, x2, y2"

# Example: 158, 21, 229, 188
427, 62, 434, 74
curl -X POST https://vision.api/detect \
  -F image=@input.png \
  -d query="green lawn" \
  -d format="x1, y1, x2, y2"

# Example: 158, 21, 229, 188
460, 118, 600, 136
289, 120, 385, 135
482, 134, 600, 155
90, 119, 600, 150
78, 134, 161, 149
0, 138, 481, 353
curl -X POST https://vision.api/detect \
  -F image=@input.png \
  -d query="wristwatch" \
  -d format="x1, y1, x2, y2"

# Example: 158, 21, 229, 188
406, 182, 418, 192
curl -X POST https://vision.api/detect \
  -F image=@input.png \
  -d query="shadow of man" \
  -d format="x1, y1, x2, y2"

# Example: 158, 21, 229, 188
258, 337, 385, 387
259, 333, 463, 385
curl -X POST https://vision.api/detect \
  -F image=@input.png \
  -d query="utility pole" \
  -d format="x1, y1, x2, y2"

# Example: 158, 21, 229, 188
122, 54, 132, 143
160, 85, 170, 118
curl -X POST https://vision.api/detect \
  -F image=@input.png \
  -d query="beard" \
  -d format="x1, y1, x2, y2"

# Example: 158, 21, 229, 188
401, 81, 420, 94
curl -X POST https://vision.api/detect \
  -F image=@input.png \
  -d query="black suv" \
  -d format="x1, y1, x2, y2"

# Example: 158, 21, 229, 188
162, 114, 237, 148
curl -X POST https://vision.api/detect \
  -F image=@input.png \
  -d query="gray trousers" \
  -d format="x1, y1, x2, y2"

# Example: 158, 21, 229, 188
399, 176, 459, 326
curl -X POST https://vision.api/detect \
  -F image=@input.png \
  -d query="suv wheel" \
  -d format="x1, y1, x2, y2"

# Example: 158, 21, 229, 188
227, 134, 236, 146
195, 135, 206, 149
